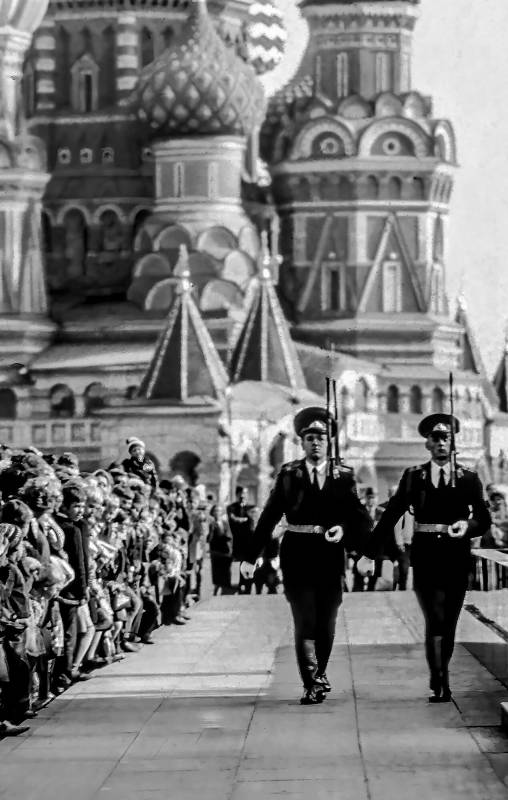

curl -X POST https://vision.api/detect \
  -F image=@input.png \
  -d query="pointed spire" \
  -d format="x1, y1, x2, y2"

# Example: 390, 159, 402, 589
229, 232, 306, 390
138, 247, 228, 403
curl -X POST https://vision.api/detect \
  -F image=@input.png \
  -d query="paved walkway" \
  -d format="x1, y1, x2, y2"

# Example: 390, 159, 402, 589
2, 592, 508, 799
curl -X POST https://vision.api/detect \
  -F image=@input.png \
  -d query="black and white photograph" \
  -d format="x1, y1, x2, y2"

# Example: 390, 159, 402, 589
1, 0, 508, 797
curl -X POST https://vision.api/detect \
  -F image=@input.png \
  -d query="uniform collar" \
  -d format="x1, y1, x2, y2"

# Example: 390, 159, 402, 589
305, 459, 327, 476
430, 460, 451, 482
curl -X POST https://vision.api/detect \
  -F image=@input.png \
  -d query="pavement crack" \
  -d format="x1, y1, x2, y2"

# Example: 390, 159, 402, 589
343, 606, 373, 800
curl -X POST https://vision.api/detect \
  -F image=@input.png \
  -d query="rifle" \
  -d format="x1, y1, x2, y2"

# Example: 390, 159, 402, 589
332, 378, 341, 467
325, 376, 335, 478
449, 371, 457, 488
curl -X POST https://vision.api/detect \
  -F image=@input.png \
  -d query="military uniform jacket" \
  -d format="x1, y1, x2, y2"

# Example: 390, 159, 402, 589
248, 459, 372, 587
367, 461, 491, 586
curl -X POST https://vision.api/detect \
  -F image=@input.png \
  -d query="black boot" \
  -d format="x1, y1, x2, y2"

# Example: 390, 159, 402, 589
300, 683, 326, 705
428, 670, 442, 703
315, 672, 331, 693
440, 667, 452, 702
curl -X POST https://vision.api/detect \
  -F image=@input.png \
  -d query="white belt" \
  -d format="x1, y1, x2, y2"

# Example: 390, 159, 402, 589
287, 525, 325, 535
414, 523, 449, 534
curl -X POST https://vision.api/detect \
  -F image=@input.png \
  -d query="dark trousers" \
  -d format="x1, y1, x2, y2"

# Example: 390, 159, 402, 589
1, 639, 31, 724
394, 546, 411, 590
367, 558, 384, 592
161, 580, 183, 624
56, 602, 78, 681
414, 578, 466, 685
138, 597, 159, 639
285, 582, 343, 689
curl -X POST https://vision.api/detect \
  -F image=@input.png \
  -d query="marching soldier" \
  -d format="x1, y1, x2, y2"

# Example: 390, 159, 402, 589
357, 412, 491, 703
241, 406, 372, 705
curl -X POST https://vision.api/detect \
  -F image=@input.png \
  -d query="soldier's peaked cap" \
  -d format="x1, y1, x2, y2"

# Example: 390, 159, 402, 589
294, 406, 336, 438
417, 413, 460, 438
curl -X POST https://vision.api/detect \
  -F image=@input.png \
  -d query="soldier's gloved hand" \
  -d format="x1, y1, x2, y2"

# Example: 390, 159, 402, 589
356, 556, 375, 576
325, 525, 344, 544
448, 520, 468, 538
240, 561, 255, 580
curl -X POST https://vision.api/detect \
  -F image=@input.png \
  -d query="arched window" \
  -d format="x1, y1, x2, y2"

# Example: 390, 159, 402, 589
50, 384, 75, 418
431, 386, 445, 413
141, 27, 154, 67
71, 53, 99, 112
354, 378, 369, 412
63, 209, 88, 278
382, 260, 401, 312
0, 389, 17, 419
170, 450, 201, 486
410, 176, 425, 200
84, 382, 107, 415
323, 265, 341, 311
409, 385, 422, 414
387, 176, 402, 200
99, 210, 123, 254
174, 162, 184, 197
375, 52, 391, 93
336, 53, 349, 98
365, 175, 379, 200
132, 208, 151, 249
387, 385, 399, 413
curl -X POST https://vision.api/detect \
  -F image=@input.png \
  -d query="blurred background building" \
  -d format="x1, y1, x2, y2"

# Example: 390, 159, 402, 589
1, 0, 507, 503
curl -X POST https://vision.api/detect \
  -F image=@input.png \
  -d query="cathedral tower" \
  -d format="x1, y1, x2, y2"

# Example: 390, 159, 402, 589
262, 0, 459, 369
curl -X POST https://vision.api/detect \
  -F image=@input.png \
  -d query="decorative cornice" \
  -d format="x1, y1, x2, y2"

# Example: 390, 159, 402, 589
28, 113, 136, 125
47, 0, 189, 11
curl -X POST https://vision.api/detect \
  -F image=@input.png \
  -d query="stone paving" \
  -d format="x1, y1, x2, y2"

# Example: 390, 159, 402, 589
2, 591, 508, 799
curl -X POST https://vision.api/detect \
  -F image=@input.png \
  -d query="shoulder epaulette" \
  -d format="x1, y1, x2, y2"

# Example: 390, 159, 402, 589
337, 463, 354, 473
407, 463, 426, 473
280, 460, 302, 473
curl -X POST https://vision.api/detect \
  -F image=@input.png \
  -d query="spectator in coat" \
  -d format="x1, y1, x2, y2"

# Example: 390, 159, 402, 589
208, 505, 233, 595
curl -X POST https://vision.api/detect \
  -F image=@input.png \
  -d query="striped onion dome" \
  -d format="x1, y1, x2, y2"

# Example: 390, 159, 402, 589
136, 0, 266, 137
246, 0, 287, 75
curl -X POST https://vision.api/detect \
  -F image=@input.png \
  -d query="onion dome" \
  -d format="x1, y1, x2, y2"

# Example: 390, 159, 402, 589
136, 0, 266, 137
245, 0, 287, 76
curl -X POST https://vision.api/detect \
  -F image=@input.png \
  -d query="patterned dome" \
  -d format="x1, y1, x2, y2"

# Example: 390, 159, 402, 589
136, 0, 266, 137
246, 0, 287, 76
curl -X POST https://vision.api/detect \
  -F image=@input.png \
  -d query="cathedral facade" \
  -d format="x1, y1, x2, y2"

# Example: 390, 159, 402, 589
0, 0, 500, 503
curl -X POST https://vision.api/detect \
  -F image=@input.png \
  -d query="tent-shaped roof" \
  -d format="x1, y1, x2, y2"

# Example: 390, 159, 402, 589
229, 236, 306, 391
138, 246, 228, 403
